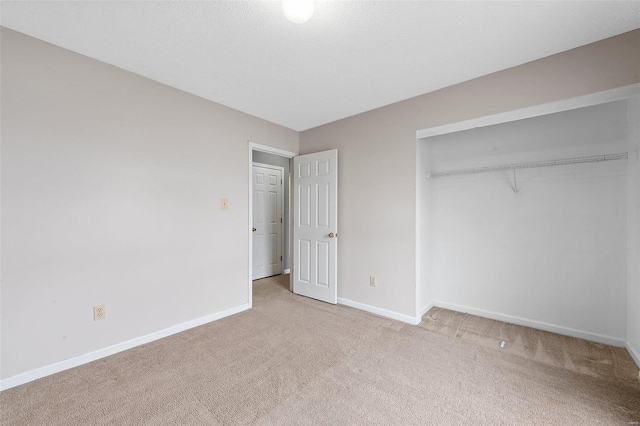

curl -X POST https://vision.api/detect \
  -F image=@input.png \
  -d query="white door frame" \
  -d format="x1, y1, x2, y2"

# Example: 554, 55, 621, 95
251, 162, 285, 279
248, 142, 297, 308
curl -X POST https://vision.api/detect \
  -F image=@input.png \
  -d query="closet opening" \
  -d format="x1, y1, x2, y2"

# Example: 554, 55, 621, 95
416, 86, 640, 369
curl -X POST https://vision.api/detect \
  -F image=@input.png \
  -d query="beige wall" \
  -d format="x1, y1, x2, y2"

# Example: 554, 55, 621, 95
299, 30, 640, 318
0, 28, 298, 379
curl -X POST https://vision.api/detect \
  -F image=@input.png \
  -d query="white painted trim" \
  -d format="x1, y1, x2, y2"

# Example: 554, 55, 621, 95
250, 142, 298, 158
627, 342, 640, 369
252, 162, 285, 171
414, 138, 422, 323
248, 142, 297, 308
338, 298, 421, 325
433, 301, 626, 347
283, 269, 291, 274
251, 162, 286, 277
0, 303, 249, 391
418, 301, 434, 319
417, 83, 640, 139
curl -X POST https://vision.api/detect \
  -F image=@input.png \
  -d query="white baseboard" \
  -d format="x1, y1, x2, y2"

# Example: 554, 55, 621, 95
418, 301, 434, 319
338, 298, 421, 325
283, 269, 291, 274
627, 342, 640, 369
433, 301, 626, 348
0, 303, 250, 391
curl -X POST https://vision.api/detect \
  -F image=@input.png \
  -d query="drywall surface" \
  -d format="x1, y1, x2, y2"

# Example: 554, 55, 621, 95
252, 151, 291, 271
421, 101, 630, 341
299, 30, 640, 318
627, 96, 640, 363
0, 28, 298, 379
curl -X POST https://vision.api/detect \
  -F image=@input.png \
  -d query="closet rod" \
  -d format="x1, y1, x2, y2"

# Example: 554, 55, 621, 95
425, 152, 628, 179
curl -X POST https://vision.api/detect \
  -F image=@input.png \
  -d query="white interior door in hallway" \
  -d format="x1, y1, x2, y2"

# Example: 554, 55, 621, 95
293, 149, 338, 304
252, 164, 284, 280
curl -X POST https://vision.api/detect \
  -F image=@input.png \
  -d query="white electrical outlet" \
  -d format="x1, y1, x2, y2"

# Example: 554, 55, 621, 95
93, 304, 106, 321
370, 276, 377, 287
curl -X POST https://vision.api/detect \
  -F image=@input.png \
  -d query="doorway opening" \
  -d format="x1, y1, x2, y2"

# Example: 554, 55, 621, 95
252, 161, 286, 280
248, 142, 297, 308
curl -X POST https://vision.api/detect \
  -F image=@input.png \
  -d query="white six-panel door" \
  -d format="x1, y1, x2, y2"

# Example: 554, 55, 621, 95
293, 149, 338, 304
252, 164, 283, 280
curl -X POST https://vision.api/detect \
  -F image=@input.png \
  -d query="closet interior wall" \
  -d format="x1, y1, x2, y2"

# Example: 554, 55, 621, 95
419, 99, 637, 345
626, 96, 640, 362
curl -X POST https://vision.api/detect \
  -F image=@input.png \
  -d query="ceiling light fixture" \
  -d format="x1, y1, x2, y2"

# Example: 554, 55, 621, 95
282, 0, 314, 24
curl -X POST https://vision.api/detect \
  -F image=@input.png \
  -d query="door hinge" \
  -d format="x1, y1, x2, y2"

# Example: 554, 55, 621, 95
281, 218, 283, 223
281, 179, 283, 185
280, 256, 283, 261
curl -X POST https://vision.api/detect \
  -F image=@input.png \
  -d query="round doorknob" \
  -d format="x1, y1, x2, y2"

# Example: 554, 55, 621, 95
328, 232, 334, 238
252, 228, 256, 232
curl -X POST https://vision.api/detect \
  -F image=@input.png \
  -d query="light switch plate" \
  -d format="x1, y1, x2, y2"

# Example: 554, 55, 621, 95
221, 199, 229, 210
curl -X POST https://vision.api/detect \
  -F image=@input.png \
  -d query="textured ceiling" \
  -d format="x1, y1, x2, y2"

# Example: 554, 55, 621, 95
1, 1, 639, 131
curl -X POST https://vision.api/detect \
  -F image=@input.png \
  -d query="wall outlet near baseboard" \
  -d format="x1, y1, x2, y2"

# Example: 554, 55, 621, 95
93, 305, 106, 321
370, 276, 377, 287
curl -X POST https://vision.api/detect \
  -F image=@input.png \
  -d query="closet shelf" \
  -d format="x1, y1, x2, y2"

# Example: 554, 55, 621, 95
425, 152, 628, 179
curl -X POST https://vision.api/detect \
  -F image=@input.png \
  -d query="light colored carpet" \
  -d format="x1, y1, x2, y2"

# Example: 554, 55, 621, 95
1, 274, 639, 425
421, 307, 640, 385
